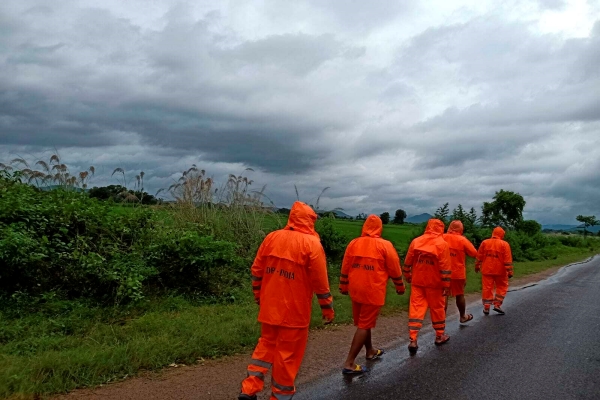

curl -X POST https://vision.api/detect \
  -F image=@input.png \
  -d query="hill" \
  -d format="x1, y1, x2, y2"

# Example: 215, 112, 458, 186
321, 210, 352, 219
572, 225, 600, 233
406, 213, 433, 223
542, 224, 578, 231
542, 224, 600, 233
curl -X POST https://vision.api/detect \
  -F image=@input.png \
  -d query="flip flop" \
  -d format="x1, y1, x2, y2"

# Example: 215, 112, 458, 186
434, 335, 450, 346
493, 307, 505, 315
483, 308, 490, 315
342, 365, 368, 375
460, 314, 474, 323
366, 349, 385, 361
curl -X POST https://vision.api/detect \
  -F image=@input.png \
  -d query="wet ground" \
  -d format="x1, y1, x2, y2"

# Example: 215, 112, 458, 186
297, 255, 600, 400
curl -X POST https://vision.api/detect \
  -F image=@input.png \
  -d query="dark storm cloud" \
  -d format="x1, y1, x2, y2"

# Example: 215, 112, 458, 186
0, 3, 362, 173
1, 1, 599, 223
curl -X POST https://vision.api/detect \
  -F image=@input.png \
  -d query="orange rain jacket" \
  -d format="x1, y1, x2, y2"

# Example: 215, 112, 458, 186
476, 227, 514, 277
403, 219, 452, 289
251, 202, 334, 328
442, 220, 478, 280
339, 215, 404, 306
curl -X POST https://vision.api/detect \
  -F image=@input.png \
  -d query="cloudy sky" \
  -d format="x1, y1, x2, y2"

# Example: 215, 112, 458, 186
1, 0, 599, 223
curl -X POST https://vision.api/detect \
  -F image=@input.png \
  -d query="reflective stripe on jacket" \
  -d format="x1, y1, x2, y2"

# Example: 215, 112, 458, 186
403, 219, 452, 289
476, 227, 514, 276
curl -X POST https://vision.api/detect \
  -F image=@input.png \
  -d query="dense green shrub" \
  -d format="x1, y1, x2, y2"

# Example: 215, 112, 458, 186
0, 175, 246, 304
516, 220, 542, 236
557, 235, 586, 248
315, 216, 352, 261
146, 227, 244, 298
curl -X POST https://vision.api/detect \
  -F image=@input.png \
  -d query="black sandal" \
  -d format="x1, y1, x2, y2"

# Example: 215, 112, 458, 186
342, 364, 368, 375
408, 342, 418, 355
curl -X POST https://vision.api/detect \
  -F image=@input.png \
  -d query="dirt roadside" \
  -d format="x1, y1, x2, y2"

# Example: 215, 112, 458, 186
55, 266, 563, 400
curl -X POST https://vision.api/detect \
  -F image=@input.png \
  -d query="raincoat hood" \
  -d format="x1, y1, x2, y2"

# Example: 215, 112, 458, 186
361, 215, 383, 238
285, 201, 319, 237
447, 220, 464, 235
424, 219, 445, 236
492, 226, 506, 239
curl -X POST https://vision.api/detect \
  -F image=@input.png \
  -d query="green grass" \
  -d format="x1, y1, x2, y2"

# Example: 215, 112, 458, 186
0, 222, 597, 398
332, 220, 421, 254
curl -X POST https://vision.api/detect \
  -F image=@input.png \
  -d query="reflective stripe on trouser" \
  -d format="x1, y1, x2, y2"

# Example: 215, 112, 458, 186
408, 285, 446, 341
241, 323, 309, 399
482, 274, 509, 308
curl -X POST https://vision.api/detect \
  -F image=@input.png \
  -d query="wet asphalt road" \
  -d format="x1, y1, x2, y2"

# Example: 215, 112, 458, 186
297, 256, 600, 400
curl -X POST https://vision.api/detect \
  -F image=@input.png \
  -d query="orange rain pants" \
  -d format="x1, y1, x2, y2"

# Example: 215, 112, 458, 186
482, 275, 509, 308
408, 285, 447, 341
241, 323, 309, 400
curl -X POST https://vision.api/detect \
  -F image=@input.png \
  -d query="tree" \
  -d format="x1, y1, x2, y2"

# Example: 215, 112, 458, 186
467, 207, 478, 225
356, 213, 367, 220
434, 203, 449, 222
450, 204, 467, 223
88, 185, 158, 205
380, 212, 390, 225
88, 185, 127, 201
393, 209, 407, 224
517, 220, 542, 236
576, 215, 599, 237
480, 190, 526, 229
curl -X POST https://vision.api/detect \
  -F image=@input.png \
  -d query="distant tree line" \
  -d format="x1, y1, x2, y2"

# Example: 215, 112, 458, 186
88, 185, 160, 205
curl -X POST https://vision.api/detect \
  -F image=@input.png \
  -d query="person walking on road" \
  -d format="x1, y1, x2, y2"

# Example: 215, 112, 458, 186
475, 226, 514, 315
403, 219, 452, 354
339, 215, 405, 375
239, 201, 334, 400
443, 220, 478, 323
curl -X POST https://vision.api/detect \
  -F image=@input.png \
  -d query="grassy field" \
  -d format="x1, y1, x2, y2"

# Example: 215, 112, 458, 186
332, 220, 421, 252
0, 220, 597, 398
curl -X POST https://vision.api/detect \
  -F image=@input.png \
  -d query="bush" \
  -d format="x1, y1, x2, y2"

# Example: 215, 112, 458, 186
516, 220, 542, 236
0, 175, 247, 304
315, 216, 352, 261
557, 235, 586, 248
146, 227, 245, 298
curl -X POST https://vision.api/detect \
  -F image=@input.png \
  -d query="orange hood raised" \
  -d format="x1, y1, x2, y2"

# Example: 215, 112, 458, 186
492, 226, 505, 239
447, 220, 464, 235
361, 215, 383, 238
425, 219, 445, 236
285, 201, 318, 237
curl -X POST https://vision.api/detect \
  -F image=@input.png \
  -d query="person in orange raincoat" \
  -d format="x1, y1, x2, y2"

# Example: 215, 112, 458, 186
443, 220, 478, 323
339, 215, 405, 375
403, 219, 452, 354
239, 202, 334, 400
476, 226, 513, 315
